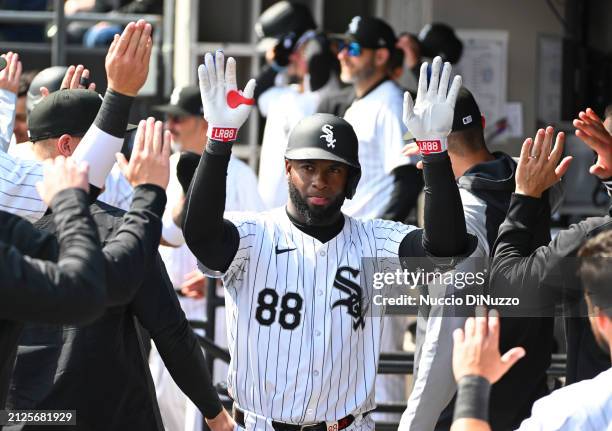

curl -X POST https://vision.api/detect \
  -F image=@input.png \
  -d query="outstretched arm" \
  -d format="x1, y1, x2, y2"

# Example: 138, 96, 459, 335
184, 51, 256, 272
0, 157, 106, 324
399, 57, 470, 258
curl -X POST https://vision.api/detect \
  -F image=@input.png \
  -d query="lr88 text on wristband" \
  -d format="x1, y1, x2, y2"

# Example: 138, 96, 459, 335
0, 410, 76, 426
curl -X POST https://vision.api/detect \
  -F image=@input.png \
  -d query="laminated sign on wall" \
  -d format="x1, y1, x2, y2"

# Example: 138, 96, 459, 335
454, 30, 509, 130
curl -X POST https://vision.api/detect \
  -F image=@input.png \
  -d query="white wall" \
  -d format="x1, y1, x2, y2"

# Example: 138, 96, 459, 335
429, 0, 566, 152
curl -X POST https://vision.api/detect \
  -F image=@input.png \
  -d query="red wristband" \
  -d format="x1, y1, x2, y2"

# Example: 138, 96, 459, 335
209, 127, 238, 142
417, 140, 444, 155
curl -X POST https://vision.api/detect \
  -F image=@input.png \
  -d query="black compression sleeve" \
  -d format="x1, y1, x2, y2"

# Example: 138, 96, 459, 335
421, 152, 468, 257
130, 255, 223, 418
95, 89, 134, 138
380, 165, 424, 221
183, 140, 239, 272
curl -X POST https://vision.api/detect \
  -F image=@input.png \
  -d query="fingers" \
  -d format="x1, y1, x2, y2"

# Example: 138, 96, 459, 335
136, 22, 152, 62
71, 65, 84, 89
132, 119, 146, 157
40, 86, 50, 97
488, 309, 500, 346
427, 56, 442, 98
416, 62, 428, 104
548, 131, 565, 166
519, 137, 533, 165
198, 64, 211, 97
437, 61, 451, 101
115, 22, 136, 57
474, 307, 488, 339
452, 328, 465, 345
500, 347, 526, 371
152, 119, 163, 154
540, 126, 554, 163
143, 117, 156, 153
205, 53, 216, 88
126, 19, 145, 59
464, 317, 476, 338
585, 107, 603, 124
243, 78, 256, 100
446, 75, 462, 109
8, 52, 20, 81
225, 56, 237, 91
215, 50, 225, 87
416, 160, 423, 170
403, 91, 414, 125
402, 142, 419, 156
530, 128, 545, 158
555, 156, 573, 178
61, 65, 76, 89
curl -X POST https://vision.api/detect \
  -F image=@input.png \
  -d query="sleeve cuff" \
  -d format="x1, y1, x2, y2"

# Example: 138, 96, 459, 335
507, 193, 545, 229
162, 214, 185, 246
131, 184, 167, 218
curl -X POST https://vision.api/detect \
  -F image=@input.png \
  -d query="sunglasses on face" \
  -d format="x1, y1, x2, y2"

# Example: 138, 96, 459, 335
337, 41, 362, 57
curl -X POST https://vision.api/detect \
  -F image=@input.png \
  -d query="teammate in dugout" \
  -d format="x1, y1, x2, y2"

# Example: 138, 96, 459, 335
183, 50, 475, 431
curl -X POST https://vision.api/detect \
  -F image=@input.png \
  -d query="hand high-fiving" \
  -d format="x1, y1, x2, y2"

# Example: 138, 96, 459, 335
573, 108, 612, 179
403, 56, 462, 155
198, 50, 256, 142
106, 20, 153, 97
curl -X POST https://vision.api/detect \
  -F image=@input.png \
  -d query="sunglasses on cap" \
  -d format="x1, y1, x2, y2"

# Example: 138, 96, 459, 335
337, 40, 362, 57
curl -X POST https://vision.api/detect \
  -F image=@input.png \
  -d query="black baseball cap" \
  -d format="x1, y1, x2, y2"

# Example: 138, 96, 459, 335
154, 85, 203, 118
452, 87, 483, 132
28, 89, 102, 142
332, 16, 397, 51
0, 57, 6, 72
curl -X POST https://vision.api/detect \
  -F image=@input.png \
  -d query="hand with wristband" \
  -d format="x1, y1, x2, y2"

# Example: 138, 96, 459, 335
450, 308, 526, 431
198, 50, 256, 142
402, 56, 461, 156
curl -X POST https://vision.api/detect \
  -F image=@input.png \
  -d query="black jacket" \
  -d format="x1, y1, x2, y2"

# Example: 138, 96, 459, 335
6, 186, 222, 430
491, 193, 612, 384
0, 189, 105, 409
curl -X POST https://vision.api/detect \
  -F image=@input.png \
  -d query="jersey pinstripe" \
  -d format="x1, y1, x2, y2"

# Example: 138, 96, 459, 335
200, 208, 416, 430
0, 151, 46, 221
341, 80, 414, 219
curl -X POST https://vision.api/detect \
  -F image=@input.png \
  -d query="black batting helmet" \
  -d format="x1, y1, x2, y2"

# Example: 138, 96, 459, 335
285, 113, 361, 199
26, 66, 68, 115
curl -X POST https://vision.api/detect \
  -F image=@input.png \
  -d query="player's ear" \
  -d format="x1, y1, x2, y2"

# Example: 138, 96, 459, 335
285, 159, 292, 178
56, 134, 73, 157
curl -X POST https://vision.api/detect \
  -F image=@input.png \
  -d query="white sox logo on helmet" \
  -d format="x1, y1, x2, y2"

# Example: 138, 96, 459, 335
320, 124, 336, 148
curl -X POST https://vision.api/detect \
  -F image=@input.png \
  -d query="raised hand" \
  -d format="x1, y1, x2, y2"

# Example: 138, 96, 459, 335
573, 108, 612, 179
0, 51, 22, 95
515, 126, 572, 198
198, 50, 256, 142
403, 56, 462, 155
115, 117, 171, 189
452, 308, 526, 384
36, 156, 90, 205
106, 20, 153, 96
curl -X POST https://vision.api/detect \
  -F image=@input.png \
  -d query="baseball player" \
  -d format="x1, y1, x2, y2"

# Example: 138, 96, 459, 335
400, 89, 563, 430
150, 84, 264, 431
183, 51, 474, 431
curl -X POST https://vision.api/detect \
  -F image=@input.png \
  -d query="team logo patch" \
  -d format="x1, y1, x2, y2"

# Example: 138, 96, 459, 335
332, 266, 365, 331
320, 124, 336, 149
462, 115, 473, 125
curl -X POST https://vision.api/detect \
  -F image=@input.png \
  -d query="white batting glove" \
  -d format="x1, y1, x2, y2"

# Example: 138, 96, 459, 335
403, 56, 462, 155
198, 50, 256, 142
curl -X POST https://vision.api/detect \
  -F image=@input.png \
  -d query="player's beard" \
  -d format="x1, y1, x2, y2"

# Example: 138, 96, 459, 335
341, 56, 376, 84
288, 181, 344, 226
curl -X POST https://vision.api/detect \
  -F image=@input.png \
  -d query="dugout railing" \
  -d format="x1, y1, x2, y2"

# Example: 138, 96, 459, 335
0, 0, 173, 96
190, 277, 568, 431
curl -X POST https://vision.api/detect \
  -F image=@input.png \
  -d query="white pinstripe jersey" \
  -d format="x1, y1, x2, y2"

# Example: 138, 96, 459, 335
204, 208, 417, 430
0, 151, 46, 221
342, 80, 414, 219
